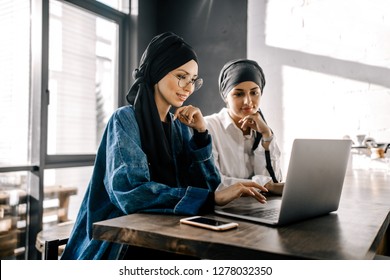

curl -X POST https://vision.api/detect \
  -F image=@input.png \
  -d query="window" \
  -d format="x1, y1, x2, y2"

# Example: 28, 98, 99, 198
0, 0, 30, 167
44, 166, 93, 224
97, 0, 130, 14
48, 0, 119, 154
248, 0, 390, 173
0, 0, 130, 259
0, 0, 30, 260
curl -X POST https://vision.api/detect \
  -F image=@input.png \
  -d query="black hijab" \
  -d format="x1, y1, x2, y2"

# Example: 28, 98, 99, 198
126, 32, 198, 187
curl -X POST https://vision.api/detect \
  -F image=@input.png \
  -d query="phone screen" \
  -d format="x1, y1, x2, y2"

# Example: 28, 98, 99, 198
188, 217, 228, 226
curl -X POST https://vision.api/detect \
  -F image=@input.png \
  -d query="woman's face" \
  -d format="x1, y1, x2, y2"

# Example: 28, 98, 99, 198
154, 59, 199, 110
225, 81, 261, 123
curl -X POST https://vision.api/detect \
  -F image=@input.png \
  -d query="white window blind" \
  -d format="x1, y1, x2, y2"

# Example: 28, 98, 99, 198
47, 0, 118, 155
0, 0, 30, 166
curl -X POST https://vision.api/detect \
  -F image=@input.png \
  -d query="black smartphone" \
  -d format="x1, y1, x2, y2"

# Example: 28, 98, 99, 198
180, 216, 238, 231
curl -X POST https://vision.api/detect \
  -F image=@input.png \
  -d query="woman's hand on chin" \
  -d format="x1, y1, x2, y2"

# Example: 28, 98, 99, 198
174, 105, 207, 132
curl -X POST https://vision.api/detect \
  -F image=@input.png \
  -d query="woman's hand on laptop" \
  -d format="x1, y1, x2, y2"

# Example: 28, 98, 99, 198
264, 181, 285, 196
214, 181, 268, 206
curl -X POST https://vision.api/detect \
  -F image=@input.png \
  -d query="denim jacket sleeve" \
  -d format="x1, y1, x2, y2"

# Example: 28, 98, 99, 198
103, 106, 220, 216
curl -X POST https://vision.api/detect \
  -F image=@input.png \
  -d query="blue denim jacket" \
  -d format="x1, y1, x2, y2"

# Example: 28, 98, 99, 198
61, 106, 221, 260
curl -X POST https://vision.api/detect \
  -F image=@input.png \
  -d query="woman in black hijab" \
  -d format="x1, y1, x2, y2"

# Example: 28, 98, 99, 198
205, 59, 284, 195
61, 33, 267, 260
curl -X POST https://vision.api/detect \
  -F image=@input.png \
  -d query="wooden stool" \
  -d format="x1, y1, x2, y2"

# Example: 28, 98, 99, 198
35, 221, 74, 260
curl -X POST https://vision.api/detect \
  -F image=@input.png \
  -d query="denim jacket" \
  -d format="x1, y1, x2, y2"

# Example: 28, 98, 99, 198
61, 105, 221, 260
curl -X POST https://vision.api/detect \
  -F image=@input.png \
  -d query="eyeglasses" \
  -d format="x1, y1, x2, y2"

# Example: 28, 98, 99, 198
171, 73, 203, 92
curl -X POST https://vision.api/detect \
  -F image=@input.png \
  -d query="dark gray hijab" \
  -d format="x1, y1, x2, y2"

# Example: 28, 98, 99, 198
218, 58, 265, 100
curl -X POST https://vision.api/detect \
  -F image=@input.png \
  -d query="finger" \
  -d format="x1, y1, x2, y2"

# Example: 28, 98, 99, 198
256, 196, 267, 204
187, 107, 201, 124
240, 187, 255, 198
240, 119, 256, 131
247, 117, 255, 125
244, 181, 268, 193
252, 187, 267, 201
240, 121, 249, 131
250, 189, 267, 204
242, 187, 267, 203
179, 113, 191, 123
174, 107, 186, 120
176, 107, 195, 124
239, 115, 256, 122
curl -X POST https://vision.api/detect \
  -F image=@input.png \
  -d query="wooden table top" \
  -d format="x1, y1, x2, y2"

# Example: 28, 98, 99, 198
93, 169, 390, 260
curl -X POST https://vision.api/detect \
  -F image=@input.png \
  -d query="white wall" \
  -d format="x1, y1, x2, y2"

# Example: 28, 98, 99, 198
248, 0, 390, 174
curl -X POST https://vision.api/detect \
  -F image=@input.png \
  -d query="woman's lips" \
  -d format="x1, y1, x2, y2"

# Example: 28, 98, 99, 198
241, 107, 254, 113
177, 93, 188, 102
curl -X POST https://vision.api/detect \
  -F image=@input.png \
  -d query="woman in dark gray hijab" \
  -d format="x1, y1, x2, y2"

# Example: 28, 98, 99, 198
205, 59, 284, 195
61, 34, 267, 260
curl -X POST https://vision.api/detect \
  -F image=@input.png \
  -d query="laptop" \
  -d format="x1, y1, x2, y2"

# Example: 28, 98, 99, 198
215, 139, 352, 226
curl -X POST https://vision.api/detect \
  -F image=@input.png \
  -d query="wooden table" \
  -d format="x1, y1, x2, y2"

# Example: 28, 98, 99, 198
93, 169, 390, 260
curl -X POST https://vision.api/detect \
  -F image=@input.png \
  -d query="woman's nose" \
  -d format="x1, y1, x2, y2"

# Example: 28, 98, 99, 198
183, 82, 193, 93
243, 93, 252, 104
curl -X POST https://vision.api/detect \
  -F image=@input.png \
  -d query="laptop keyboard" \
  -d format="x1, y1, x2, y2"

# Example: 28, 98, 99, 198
249, 208, 280, 220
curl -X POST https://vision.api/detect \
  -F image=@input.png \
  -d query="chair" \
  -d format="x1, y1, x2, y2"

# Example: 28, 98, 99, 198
35, 221, 74, 260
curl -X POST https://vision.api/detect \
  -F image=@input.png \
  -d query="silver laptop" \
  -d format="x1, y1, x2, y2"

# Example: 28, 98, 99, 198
215, 139, 352, 226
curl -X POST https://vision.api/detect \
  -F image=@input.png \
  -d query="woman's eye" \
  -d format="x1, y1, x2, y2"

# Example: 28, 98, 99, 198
176, 74, 186, 80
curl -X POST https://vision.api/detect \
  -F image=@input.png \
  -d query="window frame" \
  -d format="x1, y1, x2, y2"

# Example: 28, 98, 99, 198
0, 0, 132, 259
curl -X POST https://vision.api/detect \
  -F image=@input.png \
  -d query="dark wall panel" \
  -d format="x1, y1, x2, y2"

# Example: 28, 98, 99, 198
137, 0, 247, 115
137, 0, 158, 57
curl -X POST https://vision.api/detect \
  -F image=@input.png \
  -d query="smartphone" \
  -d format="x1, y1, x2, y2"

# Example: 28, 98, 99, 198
180, 216, 238, 231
